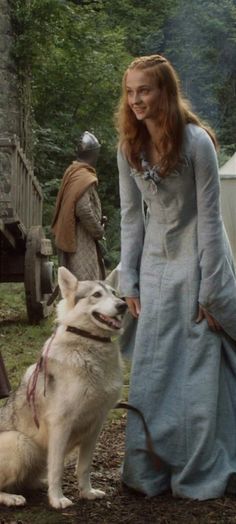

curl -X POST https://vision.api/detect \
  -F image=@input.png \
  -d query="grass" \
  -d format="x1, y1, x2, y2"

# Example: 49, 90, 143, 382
0, 283, 54, 393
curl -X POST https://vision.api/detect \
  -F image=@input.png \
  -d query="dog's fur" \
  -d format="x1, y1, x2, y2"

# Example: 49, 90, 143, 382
0, 267, 126, 509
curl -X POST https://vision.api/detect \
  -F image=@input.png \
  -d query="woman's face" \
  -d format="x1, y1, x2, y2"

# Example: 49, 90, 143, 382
125, 69, 160, 122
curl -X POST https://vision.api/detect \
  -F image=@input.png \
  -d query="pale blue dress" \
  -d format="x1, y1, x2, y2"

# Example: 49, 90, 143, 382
118, 123, 236, 500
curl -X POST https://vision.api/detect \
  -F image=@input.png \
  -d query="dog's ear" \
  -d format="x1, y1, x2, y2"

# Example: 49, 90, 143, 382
58, 266, 78, 298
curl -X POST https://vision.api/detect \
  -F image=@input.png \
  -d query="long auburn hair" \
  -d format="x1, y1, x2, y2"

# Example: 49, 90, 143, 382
116, 55, 217, 176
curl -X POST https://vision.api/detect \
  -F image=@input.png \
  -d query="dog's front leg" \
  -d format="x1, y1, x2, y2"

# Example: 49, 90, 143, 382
77, 425, 105, 499
47, 424, 73, 509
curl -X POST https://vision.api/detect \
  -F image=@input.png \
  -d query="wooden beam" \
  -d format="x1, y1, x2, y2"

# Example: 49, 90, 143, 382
0, 221, 16, 248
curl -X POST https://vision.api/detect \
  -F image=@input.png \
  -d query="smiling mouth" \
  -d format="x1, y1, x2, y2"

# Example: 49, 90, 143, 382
133, 108, 146, 116
92, 312, 122, 330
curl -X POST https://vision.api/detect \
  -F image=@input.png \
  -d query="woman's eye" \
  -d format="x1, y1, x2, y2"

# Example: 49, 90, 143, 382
93, 291, 102, 298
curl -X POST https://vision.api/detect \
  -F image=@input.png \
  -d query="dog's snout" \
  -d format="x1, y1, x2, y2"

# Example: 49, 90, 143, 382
116, 301, 128, 314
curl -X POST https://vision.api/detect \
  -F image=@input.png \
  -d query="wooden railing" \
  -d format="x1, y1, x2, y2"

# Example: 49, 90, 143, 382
0, 136, 42, 230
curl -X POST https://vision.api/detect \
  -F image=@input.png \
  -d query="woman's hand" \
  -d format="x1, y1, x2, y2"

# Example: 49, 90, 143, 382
196, 305, 221, 332
125, 297, 141, 318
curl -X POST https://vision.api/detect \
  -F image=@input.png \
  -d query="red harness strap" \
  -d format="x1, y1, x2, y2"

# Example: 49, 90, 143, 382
26, 331, 57, 428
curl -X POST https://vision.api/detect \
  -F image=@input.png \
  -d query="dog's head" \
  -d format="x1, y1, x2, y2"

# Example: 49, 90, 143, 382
57, 266, 127, 335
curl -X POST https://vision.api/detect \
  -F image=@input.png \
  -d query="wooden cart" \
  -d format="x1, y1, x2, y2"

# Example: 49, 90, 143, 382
0, 136, 54, 323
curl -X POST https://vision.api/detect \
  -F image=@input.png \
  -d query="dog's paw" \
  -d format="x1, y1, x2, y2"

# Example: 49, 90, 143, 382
49, 495, 74, 509
0, 493, 26, 507
80, 488, 106, 500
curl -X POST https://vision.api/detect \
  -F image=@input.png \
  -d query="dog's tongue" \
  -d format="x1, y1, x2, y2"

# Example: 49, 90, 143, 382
100, 314, 121, 329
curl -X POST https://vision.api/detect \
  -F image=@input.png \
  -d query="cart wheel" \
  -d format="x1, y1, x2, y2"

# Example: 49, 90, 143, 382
24, 226, 54, 324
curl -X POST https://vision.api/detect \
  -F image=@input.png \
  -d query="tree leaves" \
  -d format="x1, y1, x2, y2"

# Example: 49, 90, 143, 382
11, 0, 236, 265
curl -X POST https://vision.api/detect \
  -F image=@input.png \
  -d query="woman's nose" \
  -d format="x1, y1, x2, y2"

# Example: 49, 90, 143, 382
132, 91, 141, 104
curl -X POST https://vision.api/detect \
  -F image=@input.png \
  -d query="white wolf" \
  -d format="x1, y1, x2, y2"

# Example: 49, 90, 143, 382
0, 267, 126, 509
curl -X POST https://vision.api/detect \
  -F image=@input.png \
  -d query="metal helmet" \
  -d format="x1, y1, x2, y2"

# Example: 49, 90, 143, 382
77, 131, 101, 167
78, 131, 101, 154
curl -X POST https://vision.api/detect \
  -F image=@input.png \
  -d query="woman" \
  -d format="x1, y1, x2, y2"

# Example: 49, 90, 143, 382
52, 131, 105, 280
117, 54, 236, 500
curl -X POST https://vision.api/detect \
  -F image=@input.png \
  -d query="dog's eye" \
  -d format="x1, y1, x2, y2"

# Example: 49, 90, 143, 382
112, 290, 118, 297
93, 291, 102, 298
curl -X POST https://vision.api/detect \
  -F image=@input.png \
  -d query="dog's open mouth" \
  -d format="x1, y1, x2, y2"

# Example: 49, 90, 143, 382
93, 312, 122, 330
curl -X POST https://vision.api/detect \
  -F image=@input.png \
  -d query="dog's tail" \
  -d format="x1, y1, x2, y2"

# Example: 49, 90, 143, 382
115, 401, 166, 470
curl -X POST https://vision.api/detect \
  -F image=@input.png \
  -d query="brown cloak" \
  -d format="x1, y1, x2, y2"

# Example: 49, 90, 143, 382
51, 161, 98, 253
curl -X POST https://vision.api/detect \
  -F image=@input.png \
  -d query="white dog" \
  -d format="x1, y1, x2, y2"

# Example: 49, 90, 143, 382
0, 267, 126, 509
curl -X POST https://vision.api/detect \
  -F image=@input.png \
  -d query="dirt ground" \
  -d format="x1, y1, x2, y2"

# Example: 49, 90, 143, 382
1, 416, 236, 524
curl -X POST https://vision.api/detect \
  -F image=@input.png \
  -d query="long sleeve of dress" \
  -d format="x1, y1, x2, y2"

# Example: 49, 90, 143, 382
75, 186, 104, 240
118, 148, 145, 297
193, 128, 236, 340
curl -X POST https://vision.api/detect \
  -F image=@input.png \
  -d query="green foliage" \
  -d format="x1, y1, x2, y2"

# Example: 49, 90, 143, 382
10, 0, 236, 262
161, 0, 236, 146
103, 0, 178, 55
10, 0, 133, 258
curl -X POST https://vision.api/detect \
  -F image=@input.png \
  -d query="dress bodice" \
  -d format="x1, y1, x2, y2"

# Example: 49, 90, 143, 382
130, 152, 196, 224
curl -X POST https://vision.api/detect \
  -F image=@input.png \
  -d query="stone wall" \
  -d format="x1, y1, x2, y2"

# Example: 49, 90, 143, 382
0, 0, 21, 140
